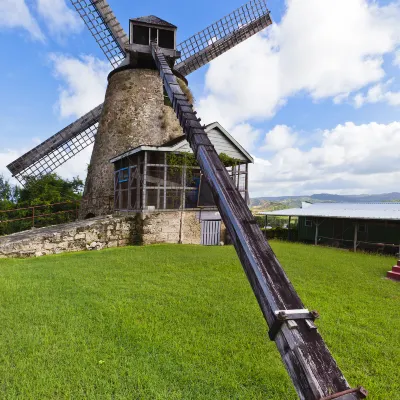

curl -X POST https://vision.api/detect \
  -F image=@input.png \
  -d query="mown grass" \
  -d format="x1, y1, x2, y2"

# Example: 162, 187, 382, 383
0, 242, 398, 399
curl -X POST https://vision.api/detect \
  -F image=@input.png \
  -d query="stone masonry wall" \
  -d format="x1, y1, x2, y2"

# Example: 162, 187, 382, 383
140, 211, 202, 245
0, 216, 135, 259
0, 211, 225, 259
80, 67, 183, 219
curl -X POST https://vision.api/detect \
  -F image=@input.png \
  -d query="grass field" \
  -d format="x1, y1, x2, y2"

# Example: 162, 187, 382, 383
0, 242, 399, 399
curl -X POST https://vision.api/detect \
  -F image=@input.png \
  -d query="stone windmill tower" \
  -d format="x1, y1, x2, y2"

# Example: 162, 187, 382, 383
7, 0, 272, 218
6, 1, 366, 398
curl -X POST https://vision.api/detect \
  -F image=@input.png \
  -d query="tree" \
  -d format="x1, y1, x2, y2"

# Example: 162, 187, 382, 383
0, 175, 19, 211
0, 174, 84, 236
18, 174, 84, 206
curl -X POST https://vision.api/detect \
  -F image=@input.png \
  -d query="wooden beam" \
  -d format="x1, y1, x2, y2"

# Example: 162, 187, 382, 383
152, 44, 361, 400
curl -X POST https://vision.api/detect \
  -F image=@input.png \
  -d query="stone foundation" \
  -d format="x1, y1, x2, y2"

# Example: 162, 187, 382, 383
141, 210, 202, 245
0, 211, 226, 259
0, 216, 135, 259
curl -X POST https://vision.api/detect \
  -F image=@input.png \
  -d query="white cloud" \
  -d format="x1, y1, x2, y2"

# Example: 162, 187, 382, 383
0, 149, 22, 183
249, 121, 400, 196
37, 0, 83, 38
0, 144, 92, 185
198, 0, 400, 127
394, 49, 400, 67
353, 81, 400, 107
262, 125, 298, 151
229, 124, 262, 153
56, 144, 93, 181
50, 54, 110, 119
0, 0, 45, 41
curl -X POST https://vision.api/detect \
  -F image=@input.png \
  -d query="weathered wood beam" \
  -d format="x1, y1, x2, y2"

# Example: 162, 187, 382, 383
151, 43, 365, 400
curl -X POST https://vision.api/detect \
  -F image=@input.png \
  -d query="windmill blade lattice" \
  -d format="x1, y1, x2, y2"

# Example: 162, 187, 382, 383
7, 105, 103, 185
175, 0, 272, 76
70, 0, 129, 68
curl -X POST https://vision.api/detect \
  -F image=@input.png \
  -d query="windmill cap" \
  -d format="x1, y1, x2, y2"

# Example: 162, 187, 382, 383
130, 15, 177, 29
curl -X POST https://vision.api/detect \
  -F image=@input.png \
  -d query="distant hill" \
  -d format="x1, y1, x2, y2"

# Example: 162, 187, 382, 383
250, 193, 400, 211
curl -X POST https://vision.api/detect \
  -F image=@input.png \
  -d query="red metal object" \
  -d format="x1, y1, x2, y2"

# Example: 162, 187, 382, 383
0, 200, 81, 230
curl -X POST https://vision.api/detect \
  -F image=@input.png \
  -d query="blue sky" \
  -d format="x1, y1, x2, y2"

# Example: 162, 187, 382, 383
1, 0, 400, 196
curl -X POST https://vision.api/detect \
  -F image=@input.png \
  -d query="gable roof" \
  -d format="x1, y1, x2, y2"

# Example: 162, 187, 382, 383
110, 122, 254, 164
130, 15, 177, 29
207, 122, 254, 163
259, 202, 400, 221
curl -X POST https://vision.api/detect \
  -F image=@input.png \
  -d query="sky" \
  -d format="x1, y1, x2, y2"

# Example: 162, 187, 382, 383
1, 0, 400, 197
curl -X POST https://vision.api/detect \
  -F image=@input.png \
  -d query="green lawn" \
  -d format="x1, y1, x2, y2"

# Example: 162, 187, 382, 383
0, 242, 399, 399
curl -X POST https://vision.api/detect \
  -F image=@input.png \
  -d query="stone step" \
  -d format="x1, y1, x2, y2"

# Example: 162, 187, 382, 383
387, 271, 400, 281
392, 266, 400, 274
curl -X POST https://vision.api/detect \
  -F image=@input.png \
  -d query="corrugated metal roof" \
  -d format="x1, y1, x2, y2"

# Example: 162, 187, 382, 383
259, 202, 400, 221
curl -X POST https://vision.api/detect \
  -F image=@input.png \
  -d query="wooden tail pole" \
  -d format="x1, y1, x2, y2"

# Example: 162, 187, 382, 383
151, 43, 366, 400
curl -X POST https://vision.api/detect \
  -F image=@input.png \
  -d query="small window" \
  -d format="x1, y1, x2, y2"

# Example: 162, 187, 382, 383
305, 218, 312, 227
118, 168, 129, 183
158, 29, 175, 49
358, 223, 367, 233
132, 25, 150, 45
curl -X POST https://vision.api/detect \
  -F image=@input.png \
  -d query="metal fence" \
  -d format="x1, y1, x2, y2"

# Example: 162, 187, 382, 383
0, 201, 80, 236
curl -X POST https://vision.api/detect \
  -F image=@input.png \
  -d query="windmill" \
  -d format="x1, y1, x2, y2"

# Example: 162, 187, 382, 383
6, 1, 367, 398
7, 0, 272, 217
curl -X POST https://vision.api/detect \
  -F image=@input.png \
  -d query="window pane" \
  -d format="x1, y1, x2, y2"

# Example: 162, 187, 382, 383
186, 168, 201, 188
148, 152, 165, 165
185, 190, 198, 209
121, 190, 128, 209
130, 188, 140, 210
132, 25, 149, 45
147, 166, 164, 187
159, 29, 174, 49
166, 167, 182, 187
238, 173, 246, 191
198, 177, 215, 207
166, 189, 182, 209
146, 189, 164, 209
167, 153, 184, 165
119, 168, 129, 183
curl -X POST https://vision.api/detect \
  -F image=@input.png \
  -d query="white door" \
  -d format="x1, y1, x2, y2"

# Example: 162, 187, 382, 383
201, 220, 221, 245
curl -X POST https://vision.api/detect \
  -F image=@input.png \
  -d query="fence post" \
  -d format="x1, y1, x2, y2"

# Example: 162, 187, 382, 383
32, 207, 35, 228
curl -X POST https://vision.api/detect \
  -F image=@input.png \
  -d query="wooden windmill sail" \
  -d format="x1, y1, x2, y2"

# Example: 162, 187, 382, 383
6, 1, 366, 398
